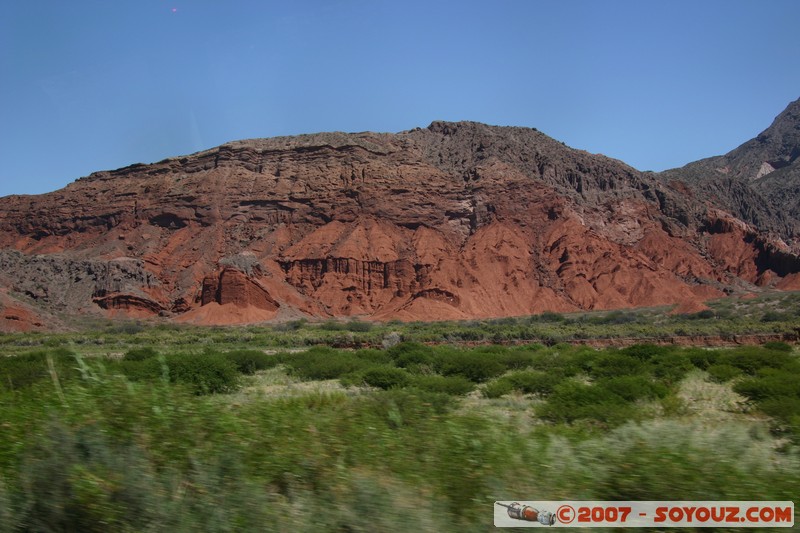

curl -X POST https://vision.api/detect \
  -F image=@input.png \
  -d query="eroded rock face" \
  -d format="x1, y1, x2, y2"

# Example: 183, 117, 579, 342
200, 268, 279, 311
0, 289, 56, 332
1, 118, 799, 327
0, 250, 163, 317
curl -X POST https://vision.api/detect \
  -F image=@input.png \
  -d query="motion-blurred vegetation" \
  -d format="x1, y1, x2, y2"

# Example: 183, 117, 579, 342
1, 330, 798, 531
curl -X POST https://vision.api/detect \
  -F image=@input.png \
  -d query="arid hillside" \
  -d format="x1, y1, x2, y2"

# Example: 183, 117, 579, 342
2, 107, 800, 329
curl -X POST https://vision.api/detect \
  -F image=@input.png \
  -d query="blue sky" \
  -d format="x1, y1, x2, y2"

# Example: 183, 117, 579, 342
2, 1, 799, 197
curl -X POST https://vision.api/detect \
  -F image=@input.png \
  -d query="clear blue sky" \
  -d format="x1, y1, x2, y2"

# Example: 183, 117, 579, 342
2, 0, 799, 197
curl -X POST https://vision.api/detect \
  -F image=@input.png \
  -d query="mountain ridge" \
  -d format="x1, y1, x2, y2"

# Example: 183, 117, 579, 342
659, 97, 800, 249
1, 108, 799, 330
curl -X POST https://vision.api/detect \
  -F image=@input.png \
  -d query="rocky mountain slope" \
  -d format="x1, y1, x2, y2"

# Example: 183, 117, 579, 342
659, 97, 800, 250
2, 110, 799, 329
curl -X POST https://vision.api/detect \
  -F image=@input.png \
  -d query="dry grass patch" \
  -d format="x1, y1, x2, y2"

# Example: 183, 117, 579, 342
677, 369, 751, 420
223, 366, 362, 404
458, 390, 545, 430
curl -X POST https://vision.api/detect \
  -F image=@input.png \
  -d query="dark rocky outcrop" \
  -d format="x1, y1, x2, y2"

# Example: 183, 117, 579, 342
659, 98, 800, 251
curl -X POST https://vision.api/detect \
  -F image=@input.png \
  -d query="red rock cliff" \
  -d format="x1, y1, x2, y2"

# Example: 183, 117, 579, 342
1, 121, 798, 327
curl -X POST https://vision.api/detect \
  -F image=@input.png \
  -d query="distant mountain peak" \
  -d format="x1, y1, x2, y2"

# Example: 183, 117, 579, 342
659, 97, 800, 249
751, 96, 800, 156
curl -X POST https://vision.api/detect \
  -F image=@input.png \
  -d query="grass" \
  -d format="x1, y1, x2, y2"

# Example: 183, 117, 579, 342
1, 291, 798, 357
0, 329, 798, 530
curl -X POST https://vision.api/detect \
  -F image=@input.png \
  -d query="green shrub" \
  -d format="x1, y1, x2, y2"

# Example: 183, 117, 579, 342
758, 397, 800, 425
597, 375, 669, 402
651, 352, 694, 385
588, 353, 645, 378
495, 350, 535, 370
482, 378, 514, 398
714, 308, 733, 319
761, 311, 787, 322
224, 350, 280, 375
719, 347, 792, 375
123, 347, 159, 361
436, 351, 505, 383
706, 364, 743, 383
284, 347, 370, 380
0, 349, 78, 391
788, 416, 800, 444
15, 421, 166, 532
734, 374, 800, 402
360, 367, 411, 390
763, 341, 792, 353
387, 342, 435, 369
366, 389, 455, 428
345, 321, 373, 332
1, 354, 51, 391
686, 348, 719, 370
537, 380, 635, 425
544, 351, 590, 377
106, 321, 145, 335
353, 348, 393, 366
272, 319, 307, 332
538, 311, 565, 322
686, 309, 716, 320
504, 371, 559, 396
163, 352, 240, 395
118, 358, 163, 382
621, 344, 671, 361
411, 375, 475, 396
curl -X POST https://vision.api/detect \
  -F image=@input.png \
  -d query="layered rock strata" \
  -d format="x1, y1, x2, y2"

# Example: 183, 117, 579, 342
1, 114, 799, 327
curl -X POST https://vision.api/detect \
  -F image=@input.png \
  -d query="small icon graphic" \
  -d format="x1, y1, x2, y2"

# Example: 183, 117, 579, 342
496, 502, 556, 526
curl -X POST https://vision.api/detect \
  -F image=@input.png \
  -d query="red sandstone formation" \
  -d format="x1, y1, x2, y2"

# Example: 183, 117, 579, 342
0, 289, 58, 332
1, 110, 799, 329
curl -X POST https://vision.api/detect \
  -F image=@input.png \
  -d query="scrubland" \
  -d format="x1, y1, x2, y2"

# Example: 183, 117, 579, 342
1, 295, 799, 531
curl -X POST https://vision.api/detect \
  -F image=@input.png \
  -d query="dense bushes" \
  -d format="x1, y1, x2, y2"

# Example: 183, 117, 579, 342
1, 335, 799, 531
387, 342, 436, 370
763, 341, 793, 352
161, 352, 240, 395
477, 343, 795, 428
504, 371, 558, 395
283, 347, 373, 380
734, 372, 800, 402
718, 347, 793, 375
437, 351, 506, 382
588, 352, 646, 378
360, 367, 411, 390
597, 375, 669, 402
537, 381, 637, 425
482, 378, 515, 399
224, 349, 280, 374
650, 351, 694, 385
318, 320, 373, 332
2, 341, 797, 434
706, 364, 742, 383
116, 351, 242, 394
79, 342, 800, 434
620, 344, 673, 361
0, 348, 78, 392
411, 375, 475, 396
725, 347, 800, 442
123, 347, 159, 361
